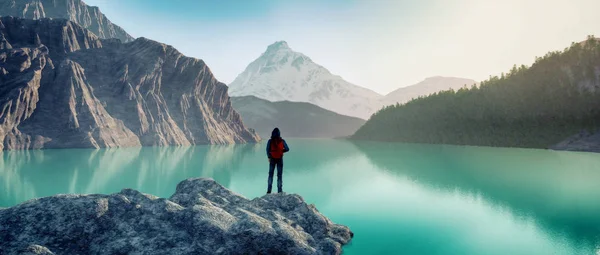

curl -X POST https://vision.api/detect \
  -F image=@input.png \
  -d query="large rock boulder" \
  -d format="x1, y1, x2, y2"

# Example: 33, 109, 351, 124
0, 178, 353, 255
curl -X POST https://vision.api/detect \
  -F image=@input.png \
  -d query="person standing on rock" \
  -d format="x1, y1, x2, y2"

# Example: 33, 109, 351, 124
266, 128, 290, 194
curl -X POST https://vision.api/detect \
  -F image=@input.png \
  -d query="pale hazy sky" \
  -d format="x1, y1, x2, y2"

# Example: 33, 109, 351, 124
85, 0, 600, 94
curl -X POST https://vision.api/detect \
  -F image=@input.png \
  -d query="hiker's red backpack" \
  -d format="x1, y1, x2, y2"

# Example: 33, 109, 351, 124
270, 139, 285, 159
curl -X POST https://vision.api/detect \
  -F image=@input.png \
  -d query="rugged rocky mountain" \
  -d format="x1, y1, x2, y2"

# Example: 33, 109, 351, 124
0, 0, 133, 42
231, 96, 366, 138
0, 16, 259, 150
0, 178, 354, 254
228, 41, 382, 120
382, 76, 477, 106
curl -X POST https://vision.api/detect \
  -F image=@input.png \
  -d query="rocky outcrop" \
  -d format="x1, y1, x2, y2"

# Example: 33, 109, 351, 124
0, 178, 354, 255
0, 17, 259, 150
0, 0, 134, 42
551, 130, 600, 153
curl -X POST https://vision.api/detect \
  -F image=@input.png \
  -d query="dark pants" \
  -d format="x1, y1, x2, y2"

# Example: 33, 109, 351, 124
268, 158, 283, 193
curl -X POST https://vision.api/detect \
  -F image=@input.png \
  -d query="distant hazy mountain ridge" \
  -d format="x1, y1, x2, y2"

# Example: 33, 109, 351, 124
228, 41, 383, 119
382, 76, 477, 106
231, 96, 366, 138
0, 17, 258, 150
0, 0, 134, 42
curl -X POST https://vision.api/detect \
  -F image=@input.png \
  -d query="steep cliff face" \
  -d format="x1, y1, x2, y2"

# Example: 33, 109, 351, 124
0, 46, 50, 150
0, 0, 133, 42
0, 17, 259, 150
66, 38, 259, 145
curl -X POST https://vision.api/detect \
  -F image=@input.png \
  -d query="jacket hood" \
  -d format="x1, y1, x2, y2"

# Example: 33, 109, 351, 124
271, 128, 281, 138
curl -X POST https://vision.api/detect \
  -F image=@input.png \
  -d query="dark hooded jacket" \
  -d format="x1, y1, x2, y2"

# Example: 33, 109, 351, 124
266, 128, 289, 159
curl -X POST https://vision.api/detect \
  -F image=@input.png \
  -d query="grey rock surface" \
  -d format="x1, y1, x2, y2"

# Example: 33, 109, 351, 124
0, 178, 353, 255
0, 0, 134, 42
0, 17, 259, 150
551, 130, 600, 153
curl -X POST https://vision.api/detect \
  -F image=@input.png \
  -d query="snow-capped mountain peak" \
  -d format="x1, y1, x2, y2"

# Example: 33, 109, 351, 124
228, 41, 382, 119
249, 41, 313, 75
266, 40, 291, 52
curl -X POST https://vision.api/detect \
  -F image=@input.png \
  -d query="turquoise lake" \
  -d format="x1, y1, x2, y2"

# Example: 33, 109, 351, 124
2, 139, 600, 255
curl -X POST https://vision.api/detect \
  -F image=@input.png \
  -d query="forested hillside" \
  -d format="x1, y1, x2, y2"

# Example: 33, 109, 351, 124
353, 36, 600, 150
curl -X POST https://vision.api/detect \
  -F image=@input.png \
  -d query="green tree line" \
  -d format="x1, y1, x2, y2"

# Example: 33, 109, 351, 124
353, 36, 600, 149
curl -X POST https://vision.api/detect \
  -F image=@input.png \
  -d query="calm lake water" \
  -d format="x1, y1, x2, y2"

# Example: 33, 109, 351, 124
2, 139, 600, 255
